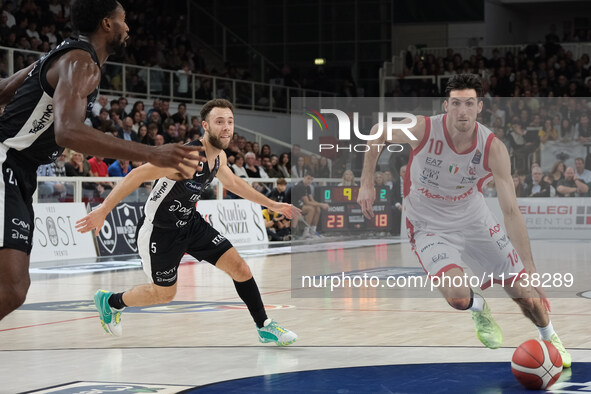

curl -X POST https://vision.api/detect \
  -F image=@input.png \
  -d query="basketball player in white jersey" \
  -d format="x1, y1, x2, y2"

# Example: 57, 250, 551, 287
357, 74, 571, 367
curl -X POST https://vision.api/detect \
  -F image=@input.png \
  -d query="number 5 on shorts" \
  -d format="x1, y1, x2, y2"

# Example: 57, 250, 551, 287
151, 242, 157, 253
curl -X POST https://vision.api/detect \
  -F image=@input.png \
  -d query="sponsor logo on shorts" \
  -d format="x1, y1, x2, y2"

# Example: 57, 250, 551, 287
12, 218, 31, 231
212, 234, 226, 246
11, 229, 29, 242
156, 267, 177, 283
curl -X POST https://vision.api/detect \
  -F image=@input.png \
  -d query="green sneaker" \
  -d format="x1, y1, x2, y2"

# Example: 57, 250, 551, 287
471, 299, 502, 349
257, 319, 297, 346
93, 289, 123, 337
549, 333, 572, 368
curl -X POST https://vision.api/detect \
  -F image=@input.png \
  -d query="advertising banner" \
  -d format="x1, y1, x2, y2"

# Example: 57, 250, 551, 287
90, 202, 144, 256
196, 200, 268, 245
31, 203, 97, 262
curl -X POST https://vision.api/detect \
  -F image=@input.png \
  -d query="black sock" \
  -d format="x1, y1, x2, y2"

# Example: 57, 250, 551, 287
108, 292, 127, 309
233, 277, 268, 328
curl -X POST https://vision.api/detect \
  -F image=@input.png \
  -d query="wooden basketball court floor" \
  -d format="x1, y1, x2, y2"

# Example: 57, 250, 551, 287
1, 239, 590, 393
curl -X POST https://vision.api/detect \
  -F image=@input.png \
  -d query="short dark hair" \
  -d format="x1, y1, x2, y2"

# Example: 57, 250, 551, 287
200, 99, 234, 121
445, 74, 483, 97
276, 178, 287, 185
71, 0, 120, 35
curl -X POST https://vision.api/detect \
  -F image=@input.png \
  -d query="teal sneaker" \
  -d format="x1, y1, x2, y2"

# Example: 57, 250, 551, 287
93, 289, 123, 337
471, 298, 502, 349
257, 319, 297, 346
549, 333, 572, 368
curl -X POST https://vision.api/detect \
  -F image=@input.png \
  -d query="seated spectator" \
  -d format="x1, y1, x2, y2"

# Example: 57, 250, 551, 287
117, 116, 139, 142
231, 153, 248, 178
164, 123, 181, 144
525, 166, 552, 197
574, 157, 591, 184
244, 152, 268, 178
316, 156, 331, 178
262, 206, 291, 241
308, 155, 319, 176
575, 113, 591, 144
267, 178, 288, 203
338, 169, 357, 186
262, 156, 282, 178
36, 163, 66, 201
92, 107, 110, 129
188, 116, 204, 139
260, 144, 272, 158
137, 124, 152, 145
550, 160, 565, 190
51, 150, 68, 177
65, 150, 91, 177
108, 159, 132, 177
277, 152, 291, 177
513, 171, 527, 197
291, 155, 309, 178
557, 167, 589, 197
538, 118, 558, 143
171, 103, 189, 125
292, 174, 328, 239
88, 156, 109, 177
154, 134, 165, 146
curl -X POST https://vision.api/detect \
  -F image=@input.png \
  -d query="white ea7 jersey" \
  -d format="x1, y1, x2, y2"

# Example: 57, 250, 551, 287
404, 113, 496, 231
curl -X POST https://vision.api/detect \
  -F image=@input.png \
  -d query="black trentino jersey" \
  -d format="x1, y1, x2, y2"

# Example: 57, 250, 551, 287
144, 140, 220, 229
0, 38, 99, 169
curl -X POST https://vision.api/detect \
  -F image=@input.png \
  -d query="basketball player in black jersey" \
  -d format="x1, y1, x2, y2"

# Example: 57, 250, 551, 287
76, 99, 299, 346
0, 0, 203, 322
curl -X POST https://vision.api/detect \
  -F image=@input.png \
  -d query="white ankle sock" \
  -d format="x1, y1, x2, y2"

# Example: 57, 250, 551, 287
469, 292, 484, 312
538, 321, 555, 340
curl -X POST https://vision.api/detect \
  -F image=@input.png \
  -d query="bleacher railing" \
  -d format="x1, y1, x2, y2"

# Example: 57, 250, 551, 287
0, 45, 335, 113
35, 176, 345, 204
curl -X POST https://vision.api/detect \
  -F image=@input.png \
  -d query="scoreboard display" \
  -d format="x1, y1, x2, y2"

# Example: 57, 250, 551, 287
317, 186, 391, 233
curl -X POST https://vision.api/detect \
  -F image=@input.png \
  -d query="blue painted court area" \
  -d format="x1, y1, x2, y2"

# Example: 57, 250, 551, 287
188, 362, 591, 393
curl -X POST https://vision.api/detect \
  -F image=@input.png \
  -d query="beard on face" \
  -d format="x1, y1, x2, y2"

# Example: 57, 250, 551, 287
107, 32, 127, 56
207, 133, 229, 150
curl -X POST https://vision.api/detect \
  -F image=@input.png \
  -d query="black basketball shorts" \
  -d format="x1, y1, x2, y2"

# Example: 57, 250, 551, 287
0, 151, 37, 254
136, 214, 233, 286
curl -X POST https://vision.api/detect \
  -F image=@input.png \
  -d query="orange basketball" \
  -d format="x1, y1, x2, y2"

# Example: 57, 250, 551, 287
511, 339, 563, 390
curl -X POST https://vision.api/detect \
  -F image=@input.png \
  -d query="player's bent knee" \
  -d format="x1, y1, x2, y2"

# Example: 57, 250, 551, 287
446, 297, 471, 310
234, 261, 252, 281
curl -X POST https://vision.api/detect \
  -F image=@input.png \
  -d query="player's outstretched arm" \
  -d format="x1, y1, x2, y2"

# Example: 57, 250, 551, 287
0, 63, 35, 106
358, 115, 426, 219
216, 155, 301, 219
50, 51, 201, 178
75, 163, 187, 234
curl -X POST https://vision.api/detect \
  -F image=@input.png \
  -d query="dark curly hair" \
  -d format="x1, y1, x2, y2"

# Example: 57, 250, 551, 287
200, 99, 234, 121
71, 0, 121, 35
445, 73, 483, 97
